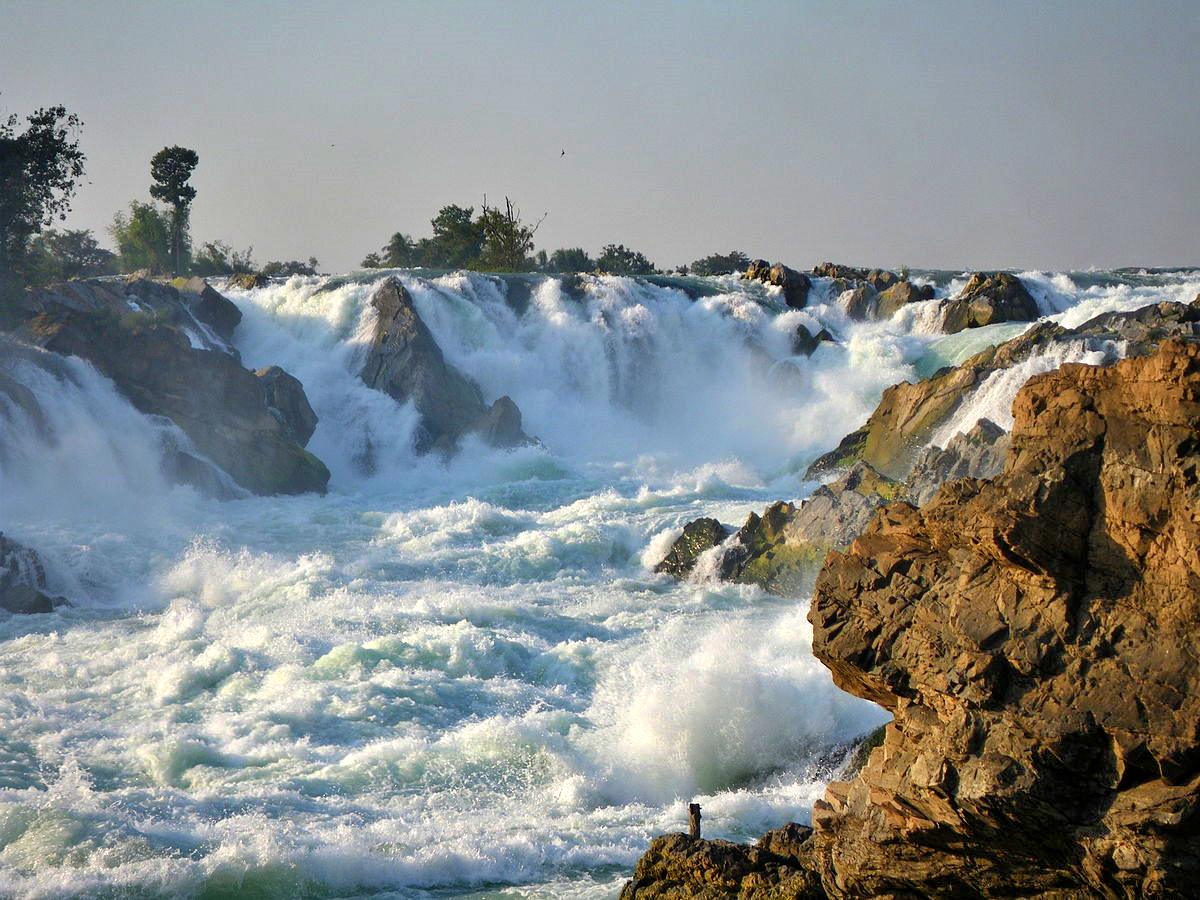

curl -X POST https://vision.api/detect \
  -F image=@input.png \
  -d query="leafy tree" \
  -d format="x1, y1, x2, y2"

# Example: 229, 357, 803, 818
110, 201, 172, 273
0, 105, 86, 277
149, 146, 199, 275
595, 243, 655, 276
422, 204, 484, 268
27, 228, 115, 280
477, 196, 543, 271
192, 240, 255, 276
261, 258, 319, 277
545, 247, 595, 273
360, 251, 384, 269
689, 250, 750, 276
382, 232, 419, 267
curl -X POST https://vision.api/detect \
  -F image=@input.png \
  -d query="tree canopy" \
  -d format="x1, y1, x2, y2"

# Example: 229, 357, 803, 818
149, 146, 199, 274
0, 105, 86, 276
689, 250, 750, 276
595, 244, 656, 276
110, 202, 172, 274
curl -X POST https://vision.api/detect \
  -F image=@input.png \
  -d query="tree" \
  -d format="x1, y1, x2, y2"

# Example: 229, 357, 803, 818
477, 196, 544, 271
595, 243, 655, 276
361, 251, 383, 269
0, 105, 86, 277
27, 228, 115, 280
422, 204, 484, 268
382, 232, 419, 267
110, 201, 172, 273
261, 258, 319, 277
149, 146, 199, 275
690, 250, 750, 276
545, 247, 595, 273
192, 240, 255, 276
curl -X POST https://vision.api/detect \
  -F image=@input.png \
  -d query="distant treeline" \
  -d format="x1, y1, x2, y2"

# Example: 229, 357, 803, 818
2, 102, 755, 292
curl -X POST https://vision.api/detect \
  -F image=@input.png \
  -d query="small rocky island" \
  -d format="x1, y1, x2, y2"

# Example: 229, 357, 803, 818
627, 298, 1200, 897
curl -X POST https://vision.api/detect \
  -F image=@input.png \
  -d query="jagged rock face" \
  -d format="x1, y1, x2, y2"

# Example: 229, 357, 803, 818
174, 276, 243, 342
938, 270, 1039, 333
839, 284, 877, 320
0, 533, 67, 614
620, 828, 823, 900
359, 277, 533, 454
743, 260, 811, 309
803, 340, 1200, 897
255, 365, 318, 446
805, 294, 1200, 481
874, 280, 935, 318
226, 272, 270, 290
17, 281, 329, 496
906, 417, 1009, 506
811, 263, 900, 294
654, 517, 731, 579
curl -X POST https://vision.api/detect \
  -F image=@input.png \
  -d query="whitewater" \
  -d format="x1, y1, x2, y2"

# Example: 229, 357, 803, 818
1, 267, 1197, 898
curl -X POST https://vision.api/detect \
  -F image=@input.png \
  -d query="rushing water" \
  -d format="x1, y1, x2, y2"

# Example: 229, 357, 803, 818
0, 267, 1197, 898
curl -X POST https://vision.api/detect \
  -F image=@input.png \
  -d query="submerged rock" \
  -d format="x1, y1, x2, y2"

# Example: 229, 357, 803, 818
790, 323, 835, 356
654, 517, 731, 578
359, 276, 533, 454
743, 260, 811, 309
938, 270, 1039, 333
626, 339, 1200, 897
0, 534, 67, 614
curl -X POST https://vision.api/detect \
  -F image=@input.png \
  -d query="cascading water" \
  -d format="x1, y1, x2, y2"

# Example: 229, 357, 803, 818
0, 267, 1197, 897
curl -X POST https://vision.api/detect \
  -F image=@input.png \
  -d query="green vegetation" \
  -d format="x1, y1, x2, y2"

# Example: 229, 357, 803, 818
149, 146, 199, 275
192, 240, 256, 277
689, 250, 750, 276
0, 105, 86, 281
543, 247, 595, 272
261, 258, 320, 277
595, 243, 655, 276
110, 201, 173, 274
25, 228, 116, 280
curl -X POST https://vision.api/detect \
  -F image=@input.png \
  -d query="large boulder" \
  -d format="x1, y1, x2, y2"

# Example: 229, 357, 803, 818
0, 534, 67, 614
359, 277, 533, 454
653, 517, 731, 579
625, 339, 1200, 897
173, 276, 243, 343
873, 279, 935, 318
255, 365, 318, 446
743, 260, 811, 309
805, 293, 1200, 480
791, 323, 835, 357
16, 279, 329, 495
938, 270, 1039, 333
812, 262, 900, 294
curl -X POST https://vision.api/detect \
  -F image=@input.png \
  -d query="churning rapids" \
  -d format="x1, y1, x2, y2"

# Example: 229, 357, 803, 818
1, 267, 1198, 898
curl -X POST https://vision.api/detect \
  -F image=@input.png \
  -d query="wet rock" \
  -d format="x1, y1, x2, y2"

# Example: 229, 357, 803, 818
839, 284, 877, 320
16, 279, 329, 495
806, 293, 1200, 480
790, 324, 835, 356
812, 262, 900, 294
743, 260, 811, 309
654, 517, 731, 578
873, 280, 935, 318
619, 831, 824, 900
0, 534, 67, 614
938, 270, 1039, 333
906, 417, 1009, 506
226, 272, 270, 290
359, 276, 534, 453
173, 276, 243, 343
255, 365, 318, 446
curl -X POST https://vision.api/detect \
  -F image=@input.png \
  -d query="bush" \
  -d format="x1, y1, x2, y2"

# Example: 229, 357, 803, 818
689, 250, 750, 276
110, 201, 174, 274
544, 247, 595, 273
595, 243, 655, 276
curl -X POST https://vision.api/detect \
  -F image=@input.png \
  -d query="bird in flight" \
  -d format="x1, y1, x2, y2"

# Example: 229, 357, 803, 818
561, 149, 565, 157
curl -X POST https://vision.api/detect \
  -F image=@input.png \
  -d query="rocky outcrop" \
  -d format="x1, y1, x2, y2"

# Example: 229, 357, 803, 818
0, 534, 67, 614
173, 276, 243, 342
627, 339, 1200, 897
255, 365, 318, 446
359, 277, 533, 454
225, 272, 270, 290
743, 260, 811, 309
805, 294, 1200, 481
791, 324, 835, 357
10, 278, 329, 495
874, 279, 935, 318
906, 416, 1009, 506
938, 270, 1039, 333
654, 517, 731, 578
811, 262, 900, 294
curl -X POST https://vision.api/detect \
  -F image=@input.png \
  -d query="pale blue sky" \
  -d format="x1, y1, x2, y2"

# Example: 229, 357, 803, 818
3, 0, 1197, 271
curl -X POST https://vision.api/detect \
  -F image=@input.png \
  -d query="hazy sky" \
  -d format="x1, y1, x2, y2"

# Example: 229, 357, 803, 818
3, 0, 1198, 272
